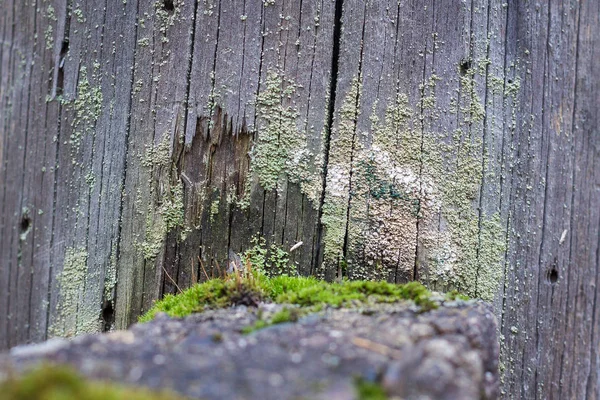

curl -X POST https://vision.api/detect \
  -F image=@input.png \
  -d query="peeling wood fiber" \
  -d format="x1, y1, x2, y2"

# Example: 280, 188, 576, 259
0, 1, 598, 398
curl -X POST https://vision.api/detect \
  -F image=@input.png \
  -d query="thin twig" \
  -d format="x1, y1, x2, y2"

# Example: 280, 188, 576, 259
198, 256, 210, 281
351, 337, 403, 359
191, 260, 197, 285
163, 266, 182, 294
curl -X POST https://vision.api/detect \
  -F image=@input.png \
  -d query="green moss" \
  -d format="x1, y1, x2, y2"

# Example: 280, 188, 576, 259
241, 319, 269, 334
354, 378, 388, 400
274, 279, 437, 311
139, 279, 231, 322
270, 307, 297, 324
0, 364, 187, 400
139, 270, 438, 322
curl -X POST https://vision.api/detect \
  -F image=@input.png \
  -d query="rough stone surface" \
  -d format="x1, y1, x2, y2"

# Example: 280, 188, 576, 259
1, 301, 498, 400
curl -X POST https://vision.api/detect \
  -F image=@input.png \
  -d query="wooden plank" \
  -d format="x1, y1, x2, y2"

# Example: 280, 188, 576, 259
0, 0, 18, 350
560, 2, 600, 397
178, 0, 334, 282
116, 0, 196, 326
498, 0, 599, 397
320, 0, 367, 281
415, 0, 468, 289
0, 3, 597, 399
324, 0, 449, 284
499, 2, 558, 398
42, 0, 138, 340
256, 0, 298, 256
3, 0, 39, 348
19, 0, 65, 345
82, 0, 139, 334
181, 0, 260, 280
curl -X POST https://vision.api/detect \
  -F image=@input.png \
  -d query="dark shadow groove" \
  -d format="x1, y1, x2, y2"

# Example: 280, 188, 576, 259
314, 0, 344, 276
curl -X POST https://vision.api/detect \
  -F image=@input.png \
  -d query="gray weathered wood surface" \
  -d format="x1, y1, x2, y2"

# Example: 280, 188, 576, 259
0, 0, 597, 398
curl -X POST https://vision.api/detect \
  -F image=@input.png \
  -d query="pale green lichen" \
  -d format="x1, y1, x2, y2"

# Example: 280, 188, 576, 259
154, 0, 182, 36
210, 197, 220, 222
65, 66, 103, 152
242, 236, 298, 277
44, 25, 54, 50
320, 76, 362, 275
203, 0, 217, 16
47, 5, 57, 21
320, 55, 511, 299
104, 247, 117, 301
137, 135, 185, 260
245, 70, 322, 206
139, 180, 184, 260
85, 171, 95, 188
72, 7, 85, 24
49, 248, 100, 338
137, 37, 150, 47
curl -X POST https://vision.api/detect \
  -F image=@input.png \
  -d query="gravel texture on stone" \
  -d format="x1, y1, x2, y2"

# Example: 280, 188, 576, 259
1, 301, 499, 400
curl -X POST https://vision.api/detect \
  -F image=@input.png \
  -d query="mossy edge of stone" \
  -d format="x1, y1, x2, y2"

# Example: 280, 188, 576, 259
0, 364, 188, 400
354, 377, 388, 400
139, 271, 441, 323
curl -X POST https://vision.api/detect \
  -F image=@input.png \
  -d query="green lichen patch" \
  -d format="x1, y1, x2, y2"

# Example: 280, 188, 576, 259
245, 70, 322, 205
137, 134, 185, 260
320, 77, 362, 273
242, 236, 297, 277
0, 364, 188, 400
139, 269, 438, 323
65, 66, 103, 152
138, 180, 184, 260
49, 248, 100, 338
154, 0, 182, 38
321, 53, 512, 299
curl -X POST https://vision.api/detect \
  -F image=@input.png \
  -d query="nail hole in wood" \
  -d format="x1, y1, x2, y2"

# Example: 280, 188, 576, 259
163, 0, 175, 11
20, 215, 31, 232
460, 59, 471, 75
547, 265, 559, 284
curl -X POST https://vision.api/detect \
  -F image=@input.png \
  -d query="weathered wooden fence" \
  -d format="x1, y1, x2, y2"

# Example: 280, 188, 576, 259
1, 0, 598, 398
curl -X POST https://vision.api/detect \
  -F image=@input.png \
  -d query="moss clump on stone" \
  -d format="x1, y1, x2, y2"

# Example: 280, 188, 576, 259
354, 378, 388, 400
0, 364, 187, 400
139, 269, 438, 323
